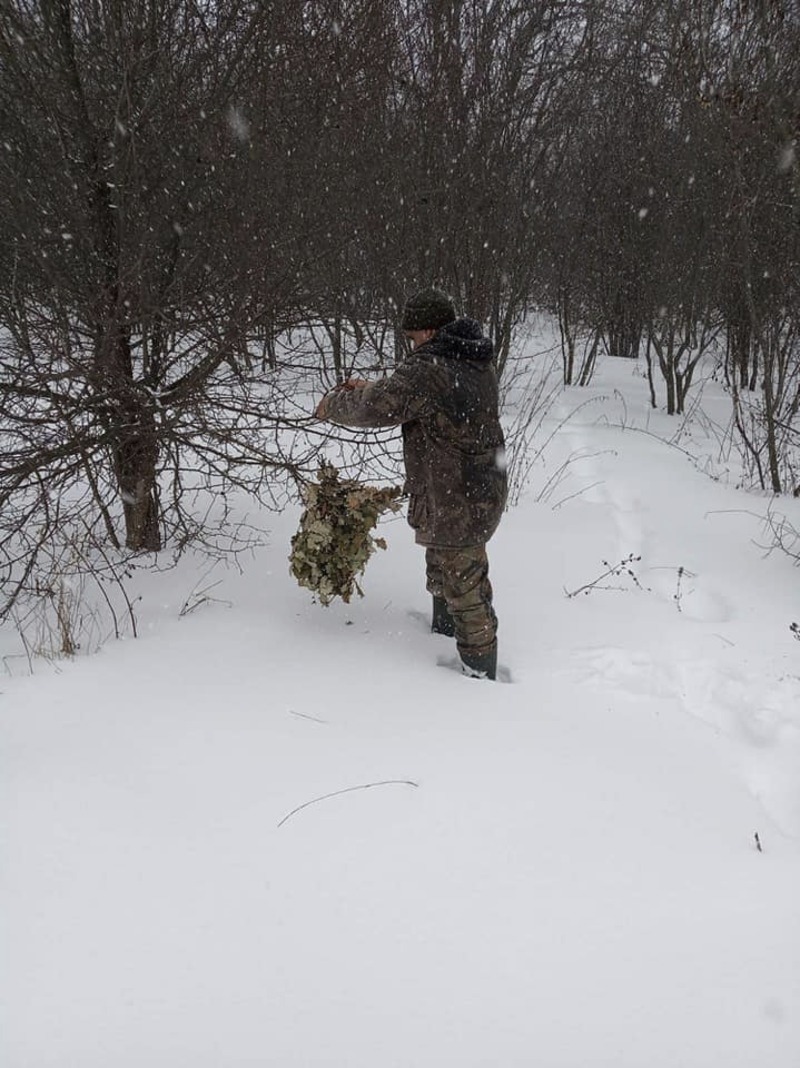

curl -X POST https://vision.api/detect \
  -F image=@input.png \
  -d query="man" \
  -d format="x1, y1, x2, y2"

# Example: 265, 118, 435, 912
315, 288, 506, 680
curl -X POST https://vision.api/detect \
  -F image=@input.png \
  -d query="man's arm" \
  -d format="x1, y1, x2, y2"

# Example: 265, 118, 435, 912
318, 362, 438, 428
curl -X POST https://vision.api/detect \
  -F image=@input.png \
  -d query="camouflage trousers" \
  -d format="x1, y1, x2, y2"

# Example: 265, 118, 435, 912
425, 545, 497, 658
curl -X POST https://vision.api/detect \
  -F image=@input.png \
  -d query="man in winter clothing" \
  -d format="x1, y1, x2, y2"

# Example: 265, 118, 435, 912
315, 288, 506, 679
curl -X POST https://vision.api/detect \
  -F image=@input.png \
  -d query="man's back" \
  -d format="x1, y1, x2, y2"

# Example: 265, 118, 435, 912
400, 317, 506, 548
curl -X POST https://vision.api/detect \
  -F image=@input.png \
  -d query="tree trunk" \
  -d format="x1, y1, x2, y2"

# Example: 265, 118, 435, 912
761, 342, 783, 494
675, 367, 686, 414
665, 365, 676, 415
578, 330, 600, 386
558, 289, 575, 386
114, 414, 161, 551
97, 323, 162, 551
644, 334, 657, 408
656, 345, 676, 414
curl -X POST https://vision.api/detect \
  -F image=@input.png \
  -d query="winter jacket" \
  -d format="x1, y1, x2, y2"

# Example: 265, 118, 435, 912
323, 318, 507, 548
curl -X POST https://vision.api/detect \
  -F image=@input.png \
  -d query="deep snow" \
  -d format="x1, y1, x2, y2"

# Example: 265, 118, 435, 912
2, 333, 800, 1067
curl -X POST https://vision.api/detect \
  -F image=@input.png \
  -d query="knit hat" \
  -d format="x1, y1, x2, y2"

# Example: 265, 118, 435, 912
401, 288, 457, 332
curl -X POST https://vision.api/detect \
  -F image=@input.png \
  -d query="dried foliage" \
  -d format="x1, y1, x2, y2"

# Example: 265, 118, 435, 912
290, 463, 402, 605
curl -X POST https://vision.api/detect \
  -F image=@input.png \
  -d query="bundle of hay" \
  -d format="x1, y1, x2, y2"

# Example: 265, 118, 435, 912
290, 462, 403, 605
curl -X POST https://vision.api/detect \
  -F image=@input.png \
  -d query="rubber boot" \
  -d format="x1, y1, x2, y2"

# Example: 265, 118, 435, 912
460, 644, 497, 681
431, 595, 456, 637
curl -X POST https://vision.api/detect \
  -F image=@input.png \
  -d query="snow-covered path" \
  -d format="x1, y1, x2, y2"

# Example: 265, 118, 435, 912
2, 353, 800, 1066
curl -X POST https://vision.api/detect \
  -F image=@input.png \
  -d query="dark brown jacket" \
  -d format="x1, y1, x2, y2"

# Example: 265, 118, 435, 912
323, 318, 507, 548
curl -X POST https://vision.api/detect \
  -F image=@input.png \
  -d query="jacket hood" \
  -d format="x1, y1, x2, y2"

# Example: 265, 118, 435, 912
428, 317, 494, 363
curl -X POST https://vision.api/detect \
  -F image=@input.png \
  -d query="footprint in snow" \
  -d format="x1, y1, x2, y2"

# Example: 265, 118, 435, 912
568, 647, 676, 700
645, 569, 733, 623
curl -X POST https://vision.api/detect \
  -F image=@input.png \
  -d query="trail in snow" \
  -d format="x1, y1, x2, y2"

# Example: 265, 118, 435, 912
550, 361, 800, 841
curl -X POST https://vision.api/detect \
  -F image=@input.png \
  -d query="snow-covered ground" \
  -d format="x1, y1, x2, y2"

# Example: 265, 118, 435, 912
2, 329, 800, 1067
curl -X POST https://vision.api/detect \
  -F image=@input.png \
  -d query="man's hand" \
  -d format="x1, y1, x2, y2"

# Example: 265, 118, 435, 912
314, 379, 368, 419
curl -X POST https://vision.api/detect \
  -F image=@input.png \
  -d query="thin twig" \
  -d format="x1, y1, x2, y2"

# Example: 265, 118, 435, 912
564, 554, 645, 598
277, 779, 419, 828
551, 479, 605, 510
288, 709, 329, 724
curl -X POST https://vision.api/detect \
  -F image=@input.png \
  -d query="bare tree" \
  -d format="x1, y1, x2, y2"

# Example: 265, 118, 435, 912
0, 0, 337, 627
